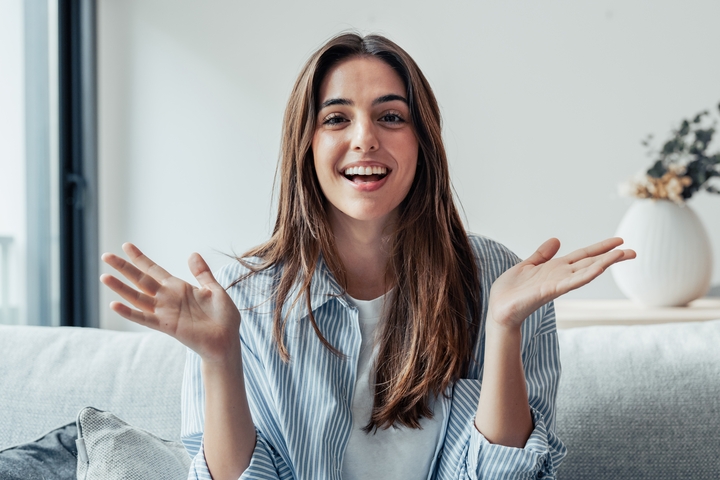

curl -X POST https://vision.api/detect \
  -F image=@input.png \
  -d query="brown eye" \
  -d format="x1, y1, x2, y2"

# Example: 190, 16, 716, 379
379, 113, 406, 125
322, 114, 347, 126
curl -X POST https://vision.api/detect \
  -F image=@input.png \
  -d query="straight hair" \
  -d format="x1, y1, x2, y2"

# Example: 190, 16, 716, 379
235, 33, 482, 431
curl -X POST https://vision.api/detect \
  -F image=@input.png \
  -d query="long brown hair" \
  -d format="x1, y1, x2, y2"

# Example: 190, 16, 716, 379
237, 32, 481, 431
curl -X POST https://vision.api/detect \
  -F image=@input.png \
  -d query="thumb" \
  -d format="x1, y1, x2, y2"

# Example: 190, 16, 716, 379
524, 238, 561, 266
188, 253, 218, 288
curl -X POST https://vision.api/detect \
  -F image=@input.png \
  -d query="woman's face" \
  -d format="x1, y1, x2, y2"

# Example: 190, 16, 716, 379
312, 56, 418, 228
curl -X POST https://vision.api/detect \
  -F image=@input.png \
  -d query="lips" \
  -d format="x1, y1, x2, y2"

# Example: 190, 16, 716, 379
347, 174, 385, 183
340, 165, 390, 192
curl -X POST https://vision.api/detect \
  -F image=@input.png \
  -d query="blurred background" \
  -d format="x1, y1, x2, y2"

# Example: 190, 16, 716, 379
2, 0, 719, 330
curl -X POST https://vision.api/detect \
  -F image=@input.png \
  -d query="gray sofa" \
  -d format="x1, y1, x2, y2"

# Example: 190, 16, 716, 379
1, 320, 719, 479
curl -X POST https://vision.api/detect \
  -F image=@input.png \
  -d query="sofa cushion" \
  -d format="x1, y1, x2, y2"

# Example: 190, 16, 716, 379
0, 325, 186, 450
0, 422, 77, 480
76, 406, 191, 479
556, 319, 720, 479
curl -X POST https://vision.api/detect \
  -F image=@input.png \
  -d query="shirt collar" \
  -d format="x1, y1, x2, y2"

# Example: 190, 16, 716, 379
283, 253, 352, 321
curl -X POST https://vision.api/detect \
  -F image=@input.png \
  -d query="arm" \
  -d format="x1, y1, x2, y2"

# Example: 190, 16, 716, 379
434, 238, 632, 480
182, 346, 289, 480
434, 305, 564, 480
475, 237, 634, 448
101, 244, 255, 479
474, 320, 532, 447
202, 347, 256, 479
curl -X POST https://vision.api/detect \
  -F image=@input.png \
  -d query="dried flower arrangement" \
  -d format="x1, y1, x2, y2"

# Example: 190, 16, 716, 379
621, 103, 720, 204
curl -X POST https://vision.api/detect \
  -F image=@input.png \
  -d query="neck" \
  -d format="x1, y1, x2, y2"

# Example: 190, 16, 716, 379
329, 207, 395, 300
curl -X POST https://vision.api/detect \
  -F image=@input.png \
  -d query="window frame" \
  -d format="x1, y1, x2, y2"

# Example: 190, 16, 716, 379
57, 0, 99, 328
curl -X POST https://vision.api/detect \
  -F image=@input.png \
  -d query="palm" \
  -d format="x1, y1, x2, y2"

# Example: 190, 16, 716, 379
101, 243, 240, 362
488, 238, 635, 329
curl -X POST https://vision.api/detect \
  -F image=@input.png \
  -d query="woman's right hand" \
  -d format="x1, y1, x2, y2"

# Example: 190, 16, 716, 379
100, 243, 241, 364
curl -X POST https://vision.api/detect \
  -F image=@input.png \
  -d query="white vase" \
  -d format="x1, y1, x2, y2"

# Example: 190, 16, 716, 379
611, 199, 713, 307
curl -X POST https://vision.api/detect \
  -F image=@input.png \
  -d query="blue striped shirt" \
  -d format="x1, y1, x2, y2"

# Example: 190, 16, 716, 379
181, 234, 567, 479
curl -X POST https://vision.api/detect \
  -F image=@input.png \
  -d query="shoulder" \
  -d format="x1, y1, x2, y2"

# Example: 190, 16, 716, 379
213, 256, 273, 286
213, 257, 279, 312
466, 232, 522, 280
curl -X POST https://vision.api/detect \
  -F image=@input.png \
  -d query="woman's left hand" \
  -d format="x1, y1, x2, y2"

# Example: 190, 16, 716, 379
487, 237, 635, 331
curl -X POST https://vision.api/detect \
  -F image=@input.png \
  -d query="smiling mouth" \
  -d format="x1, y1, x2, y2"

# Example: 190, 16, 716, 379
343, 166, 389, 183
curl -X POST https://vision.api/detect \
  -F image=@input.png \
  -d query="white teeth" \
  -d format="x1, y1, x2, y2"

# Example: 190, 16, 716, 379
343, 166, 388, 176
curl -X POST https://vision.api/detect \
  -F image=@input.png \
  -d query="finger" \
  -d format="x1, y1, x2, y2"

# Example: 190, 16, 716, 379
557, 255, 616, 294
523, 238, 561, 266
562, 250, 631, 293
188, 253, 220, 288
109, 301, 161, 330
101, 274, 157, 312
565, 237, 624, 264
600, 248, 636, 267
618, 249, 637, 261
571, 248, 636, 272
122, 243, 172, 281
102, 252, 162, 295
556, 264, 605, 293
555, 249, 634, 295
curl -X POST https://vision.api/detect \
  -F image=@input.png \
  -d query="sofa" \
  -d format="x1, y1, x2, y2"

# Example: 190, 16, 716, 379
1, 319, 719, 479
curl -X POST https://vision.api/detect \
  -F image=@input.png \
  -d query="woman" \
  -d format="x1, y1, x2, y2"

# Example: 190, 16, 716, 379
101, 33, 635, 479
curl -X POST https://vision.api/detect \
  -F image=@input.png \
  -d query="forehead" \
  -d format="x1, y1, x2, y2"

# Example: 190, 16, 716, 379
317, 56, 406, 102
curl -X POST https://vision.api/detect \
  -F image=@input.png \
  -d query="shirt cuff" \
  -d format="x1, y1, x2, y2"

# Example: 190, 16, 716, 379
187, 432, 283, 480
188, 442, 212, 480
239, 433, 285, 480
467, 408, 556, 480
187, 440, 212, 480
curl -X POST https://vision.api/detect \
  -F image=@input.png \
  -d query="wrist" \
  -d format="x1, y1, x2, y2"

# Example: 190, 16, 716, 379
202, 356, 244, 393
485, 311, 523, 337
201, 337, 243, 373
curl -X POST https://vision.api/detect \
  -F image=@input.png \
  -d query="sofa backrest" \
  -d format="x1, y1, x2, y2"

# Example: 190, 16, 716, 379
3, 320, 719, 478
556, 319, 720, 479
0, 325, 186, 450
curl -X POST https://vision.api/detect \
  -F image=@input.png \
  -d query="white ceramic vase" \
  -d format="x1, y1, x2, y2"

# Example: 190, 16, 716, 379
611, 199, 713, 307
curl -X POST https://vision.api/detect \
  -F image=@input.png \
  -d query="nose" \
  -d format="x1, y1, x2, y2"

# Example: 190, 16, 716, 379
351, 116, 378, 153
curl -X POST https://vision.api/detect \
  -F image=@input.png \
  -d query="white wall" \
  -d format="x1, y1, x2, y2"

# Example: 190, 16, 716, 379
98, 0, 720, 331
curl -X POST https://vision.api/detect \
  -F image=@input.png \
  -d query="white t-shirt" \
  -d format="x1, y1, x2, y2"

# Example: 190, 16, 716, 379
341, 293, 445, 480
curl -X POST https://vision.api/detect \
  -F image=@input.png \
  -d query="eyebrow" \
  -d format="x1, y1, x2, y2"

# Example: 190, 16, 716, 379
373, 94, 408, 106
319, 94, 408, 110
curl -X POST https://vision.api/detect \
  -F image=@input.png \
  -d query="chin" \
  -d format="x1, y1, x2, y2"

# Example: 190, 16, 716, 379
334, 204, 398, 225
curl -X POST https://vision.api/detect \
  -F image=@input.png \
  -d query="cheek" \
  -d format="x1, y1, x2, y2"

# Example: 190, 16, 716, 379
312, 133, 340, 170
311, 132, 321, 167
311, 136, 339, 194
399, 136, 419, 177
401, 144, 419, 195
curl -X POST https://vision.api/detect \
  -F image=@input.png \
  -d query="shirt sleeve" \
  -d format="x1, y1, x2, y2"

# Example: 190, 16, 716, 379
435, 304, 567, 480
181, 347, 290, 480
184, 434, 288, 480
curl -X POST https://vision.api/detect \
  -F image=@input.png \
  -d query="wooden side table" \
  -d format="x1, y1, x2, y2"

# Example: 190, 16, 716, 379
554, 298, 720, 329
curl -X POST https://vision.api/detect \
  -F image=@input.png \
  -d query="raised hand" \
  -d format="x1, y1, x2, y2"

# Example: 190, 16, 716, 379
100, 243, 241, 363
488, 237, 636, 330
